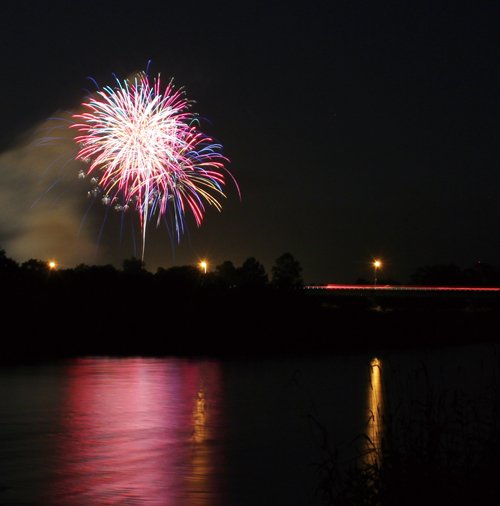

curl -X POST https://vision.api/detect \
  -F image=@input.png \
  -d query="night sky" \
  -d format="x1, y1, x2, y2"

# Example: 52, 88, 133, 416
0, 1, 498, 283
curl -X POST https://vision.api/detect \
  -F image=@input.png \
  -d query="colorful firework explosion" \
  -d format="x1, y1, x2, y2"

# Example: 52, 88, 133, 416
71, 70, 237, 258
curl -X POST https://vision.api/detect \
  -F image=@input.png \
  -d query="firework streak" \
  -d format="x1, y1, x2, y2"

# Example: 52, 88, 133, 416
71, 71, 237, 258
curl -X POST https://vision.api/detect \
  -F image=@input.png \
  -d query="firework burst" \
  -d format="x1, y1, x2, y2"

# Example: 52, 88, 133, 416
71, 70, 238, 259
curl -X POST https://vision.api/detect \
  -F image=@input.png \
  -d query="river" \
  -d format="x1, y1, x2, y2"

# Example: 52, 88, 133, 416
0, 344, 497, 505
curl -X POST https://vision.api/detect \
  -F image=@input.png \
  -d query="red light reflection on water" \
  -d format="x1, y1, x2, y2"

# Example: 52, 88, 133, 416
48, 358, 223, 506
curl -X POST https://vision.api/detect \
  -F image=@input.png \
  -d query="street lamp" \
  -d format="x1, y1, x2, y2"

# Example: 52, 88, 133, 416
373, 259, 382, 286
199, 260, 208, 274
48, 260, 57, 271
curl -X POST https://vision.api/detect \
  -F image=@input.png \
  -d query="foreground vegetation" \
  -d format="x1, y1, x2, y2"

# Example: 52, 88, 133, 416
311, 356, 500, 505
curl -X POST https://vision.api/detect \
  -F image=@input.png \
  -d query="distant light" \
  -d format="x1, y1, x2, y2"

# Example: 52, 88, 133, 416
48, 260, 57, 270
373, 259, 382, 269
199, 260, 208, 274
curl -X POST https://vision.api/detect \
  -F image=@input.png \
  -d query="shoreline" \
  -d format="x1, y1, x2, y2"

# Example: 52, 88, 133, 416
4, 296, 500, 362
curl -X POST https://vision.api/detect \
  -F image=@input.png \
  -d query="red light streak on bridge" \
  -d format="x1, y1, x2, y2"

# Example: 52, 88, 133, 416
307, 284, 500, 292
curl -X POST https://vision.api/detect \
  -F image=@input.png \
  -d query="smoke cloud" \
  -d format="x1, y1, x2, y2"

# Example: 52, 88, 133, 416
0, 114, 99, 266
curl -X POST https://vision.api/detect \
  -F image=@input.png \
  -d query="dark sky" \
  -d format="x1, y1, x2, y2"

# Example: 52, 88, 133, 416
0, 1, 499, 282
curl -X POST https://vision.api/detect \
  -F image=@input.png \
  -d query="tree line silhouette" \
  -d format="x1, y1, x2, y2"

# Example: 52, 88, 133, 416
0, 249, 304, 291
4, 247, 500, 288
0, 248, 311, 358
1, 248, 499, 359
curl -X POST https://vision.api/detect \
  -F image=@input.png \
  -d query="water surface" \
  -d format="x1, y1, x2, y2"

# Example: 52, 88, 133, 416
0, 345, 497, 505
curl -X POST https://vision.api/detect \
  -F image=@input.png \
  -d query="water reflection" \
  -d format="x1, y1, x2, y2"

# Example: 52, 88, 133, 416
48, 358, 223, 506
365, 357, 384, 464
193, 390, 207, 443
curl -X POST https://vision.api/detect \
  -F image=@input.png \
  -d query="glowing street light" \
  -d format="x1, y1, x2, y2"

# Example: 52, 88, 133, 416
199, 260, 208, 274
373, 259, 382, 286
48, 260, 57, 270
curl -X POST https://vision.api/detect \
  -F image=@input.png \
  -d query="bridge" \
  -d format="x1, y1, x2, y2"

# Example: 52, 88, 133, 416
306, 284, 500, 298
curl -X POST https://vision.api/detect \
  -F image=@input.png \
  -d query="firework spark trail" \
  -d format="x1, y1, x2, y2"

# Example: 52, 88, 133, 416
71, 70, 238, 259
